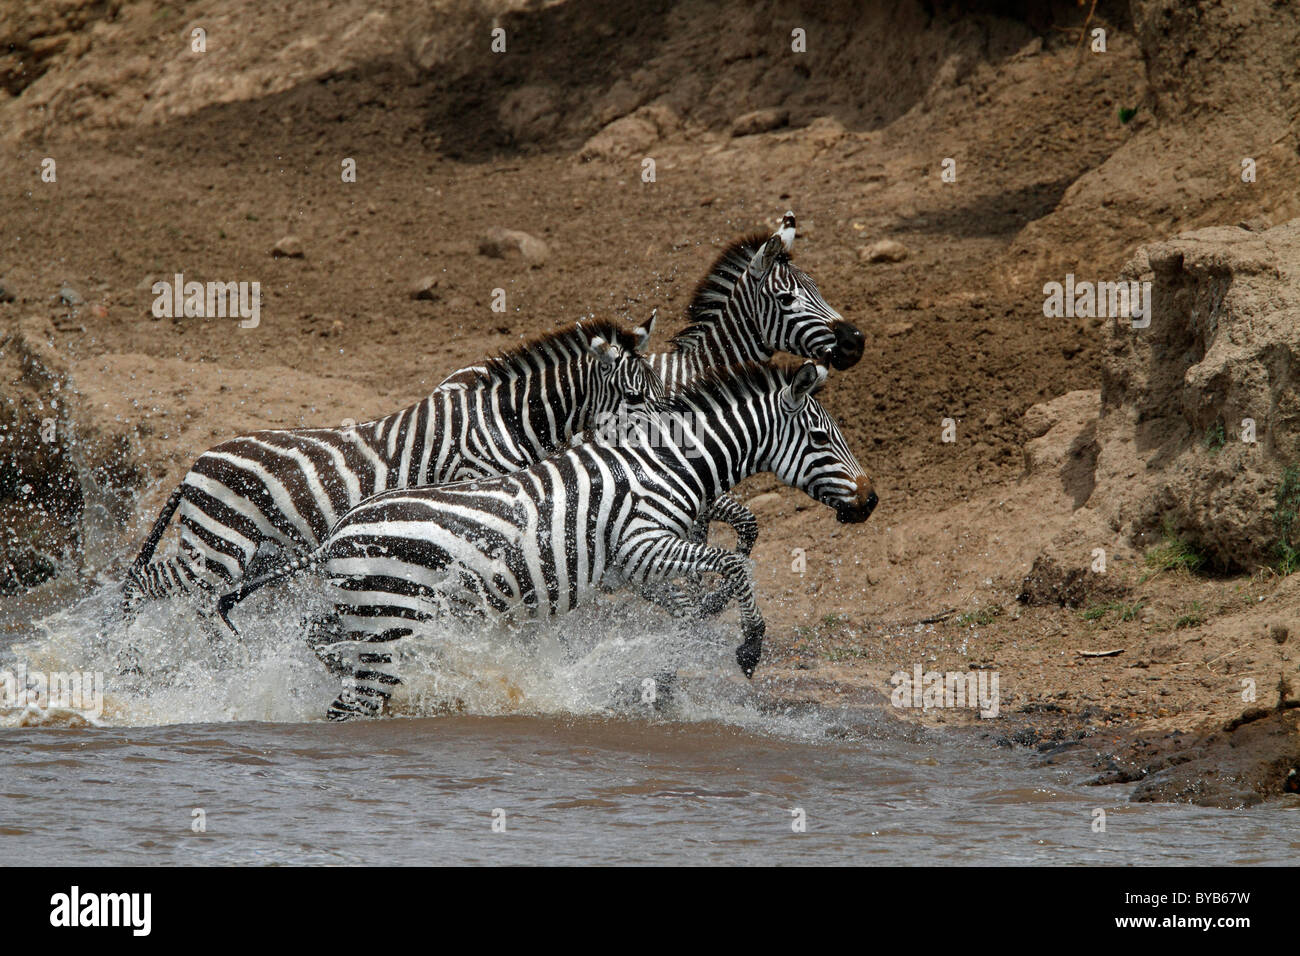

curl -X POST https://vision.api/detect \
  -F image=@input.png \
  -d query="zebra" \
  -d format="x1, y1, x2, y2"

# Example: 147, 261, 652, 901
646, 211, 863, 392
217, 360, 878, 720
121, 316, 663, 609
644, 210, 864, 557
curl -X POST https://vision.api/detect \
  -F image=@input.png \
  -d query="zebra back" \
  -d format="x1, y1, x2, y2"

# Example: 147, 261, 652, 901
124, 316, 661, 604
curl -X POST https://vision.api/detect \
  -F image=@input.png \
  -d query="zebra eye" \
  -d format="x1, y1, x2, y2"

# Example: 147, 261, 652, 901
810, 428, 832, 447
777, 291, 798, 308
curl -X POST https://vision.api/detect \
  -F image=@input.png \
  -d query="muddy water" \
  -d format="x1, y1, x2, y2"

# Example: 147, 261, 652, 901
2, 586, 1297, 865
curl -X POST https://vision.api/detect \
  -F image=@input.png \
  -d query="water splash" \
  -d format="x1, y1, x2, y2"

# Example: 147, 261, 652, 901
4, 575, 837, 740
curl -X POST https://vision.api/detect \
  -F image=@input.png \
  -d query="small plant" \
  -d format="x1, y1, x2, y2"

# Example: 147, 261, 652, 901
1118, 600, 1145, 622
1175, 602, 1206, 629
1273, 464, 1300, 575
1082, 600, 1143, 623
1081, 601, 1121, 622
1203, 420, 1226, 454
955, 605, 1004, 627
820, 613, 847, 628
1144, 519, 1206, 574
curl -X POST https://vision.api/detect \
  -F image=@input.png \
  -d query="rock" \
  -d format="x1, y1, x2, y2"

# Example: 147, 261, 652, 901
497, 85, 559, 144
731, 107, 788, 137
802, 116, 847, 149
1268, 621, 1289, 644
57, 286, 84, 306
579, 104, 680, 161
860, 239, 909, 263
0, 279, 14, 303
478, 228, 549, 267
272, 236, 304, 258
1094, 220, 1300, 570
1021, 390, 1100, 508
409, 276, 440, 300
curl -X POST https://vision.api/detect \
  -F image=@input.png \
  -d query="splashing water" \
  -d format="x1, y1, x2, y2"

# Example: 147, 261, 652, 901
3, 572, 835, 739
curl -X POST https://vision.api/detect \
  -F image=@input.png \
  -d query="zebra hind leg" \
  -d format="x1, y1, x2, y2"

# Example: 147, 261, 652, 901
321, 627, 409, 721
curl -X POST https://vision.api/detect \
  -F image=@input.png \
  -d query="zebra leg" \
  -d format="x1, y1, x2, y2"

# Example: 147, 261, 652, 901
321, 627, 409, 721
626, 534, 766, 677
647, 496, 758, 616
705, 494, 759, 557
121, 550, 212, 610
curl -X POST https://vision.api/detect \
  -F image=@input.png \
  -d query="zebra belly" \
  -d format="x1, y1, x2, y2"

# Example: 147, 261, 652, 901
320, 511, 607, 642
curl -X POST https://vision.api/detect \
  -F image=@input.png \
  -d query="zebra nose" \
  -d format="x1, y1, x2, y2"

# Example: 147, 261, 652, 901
830, 321, 864, 370
835, 476, 877, 523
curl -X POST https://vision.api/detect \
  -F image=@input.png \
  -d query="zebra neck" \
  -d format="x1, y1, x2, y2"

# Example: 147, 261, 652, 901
671, 310, 772, 375
488, 373, 582, 458
657, 398, 763, 505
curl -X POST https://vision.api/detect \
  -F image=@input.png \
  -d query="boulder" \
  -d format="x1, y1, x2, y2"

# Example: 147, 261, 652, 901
478, 228, 549, 267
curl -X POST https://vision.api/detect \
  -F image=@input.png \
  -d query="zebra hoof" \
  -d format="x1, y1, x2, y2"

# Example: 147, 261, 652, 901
735, 639, 762, 679
326, 695, 379, 721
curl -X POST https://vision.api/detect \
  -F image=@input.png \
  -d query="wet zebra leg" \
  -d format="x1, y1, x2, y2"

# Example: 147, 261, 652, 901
323, 627, 409, 721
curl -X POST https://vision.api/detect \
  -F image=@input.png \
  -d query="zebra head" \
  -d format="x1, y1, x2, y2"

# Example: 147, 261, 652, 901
739, 211, 864, 370
768, 362, 877, 523
581, 311, 665, 430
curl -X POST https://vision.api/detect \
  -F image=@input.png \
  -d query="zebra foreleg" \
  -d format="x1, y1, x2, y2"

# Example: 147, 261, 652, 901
627, 535, 766, 678
702, 494, 759, 557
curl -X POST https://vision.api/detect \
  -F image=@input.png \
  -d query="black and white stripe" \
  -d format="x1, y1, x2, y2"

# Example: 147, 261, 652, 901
646, 211, 863, 392
645, 211, 865, 553
123, 317, 661, 606
218, 361, 878, 720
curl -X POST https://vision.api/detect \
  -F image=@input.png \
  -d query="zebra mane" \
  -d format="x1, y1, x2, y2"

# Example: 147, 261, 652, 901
477, 319, 638, 383
655, 359, 821, 414
670, 232, 788, 348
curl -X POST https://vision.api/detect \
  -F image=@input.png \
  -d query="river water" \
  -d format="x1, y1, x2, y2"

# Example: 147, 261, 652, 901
2, 583, 1296, 866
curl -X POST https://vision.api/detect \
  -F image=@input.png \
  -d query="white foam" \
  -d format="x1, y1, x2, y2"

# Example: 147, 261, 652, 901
4, 577, 835, 740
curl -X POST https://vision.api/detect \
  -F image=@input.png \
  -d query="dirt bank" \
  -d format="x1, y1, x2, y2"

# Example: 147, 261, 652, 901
3, 0, 1299, 807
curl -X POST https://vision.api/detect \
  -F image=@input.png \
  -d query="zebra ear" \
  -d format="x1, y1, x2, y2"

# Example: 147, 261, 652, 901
785, 361, 827, 409
633, 309, 657, 354
778, 211, 796, 253
748, 234, 784, 280
585, 335, 620, 368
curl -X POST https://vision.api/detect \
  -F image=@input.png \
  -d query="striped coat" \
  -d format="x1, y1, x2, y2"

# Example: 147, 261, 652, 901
122, 317, 660, 606
218, 362, 878, 719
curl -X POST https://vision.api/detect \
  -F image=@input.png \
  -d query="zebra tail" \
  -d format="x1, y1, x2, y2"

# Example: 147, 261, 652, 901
216, 550, 324, 635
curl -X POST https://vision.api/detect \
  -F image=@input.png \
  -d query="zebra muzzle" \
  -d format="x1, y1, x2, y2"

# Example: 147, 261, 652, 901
829, 320, 865, 370
834, 478, 878, 523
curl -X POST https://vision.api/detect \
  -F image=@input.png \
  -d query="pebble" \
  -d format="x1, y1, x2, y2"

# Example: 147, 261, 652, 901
410, 276, 440, 300
478, 228, 548, 267
860, 239, 909, 263
272, 236, 305, 258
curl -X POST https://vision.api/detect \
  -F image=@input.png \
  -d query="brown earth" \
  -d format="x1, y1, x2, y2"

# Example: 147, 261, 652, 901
2, 0, 1300, 807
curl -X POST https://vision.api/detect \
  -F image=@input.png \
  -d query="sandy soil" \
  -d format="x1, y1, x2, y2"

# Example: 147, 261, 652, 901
3, 0, 1299, 806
